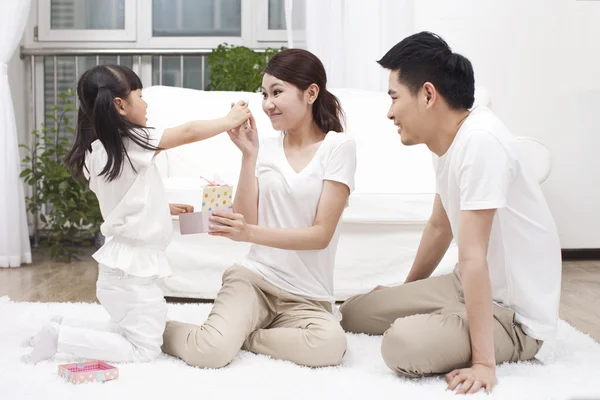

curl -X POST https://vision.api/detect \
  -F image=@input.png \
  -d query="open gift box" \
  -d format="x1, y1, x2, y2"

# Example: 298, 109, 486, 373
58, 360, 119, 384
179, 178, 234, 234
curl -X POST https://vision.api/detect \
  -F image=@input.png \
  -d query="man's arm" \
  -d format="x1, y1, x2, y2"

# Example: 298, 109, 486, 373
458, 208, 496, 367
446, 208, 497, 394
404, 194, 454, 283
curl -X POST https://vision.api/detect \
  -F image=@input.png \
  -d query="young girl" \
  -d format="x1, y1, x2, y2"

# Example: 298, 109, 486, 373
162, 49, 357, 368
22, 64, 250, 364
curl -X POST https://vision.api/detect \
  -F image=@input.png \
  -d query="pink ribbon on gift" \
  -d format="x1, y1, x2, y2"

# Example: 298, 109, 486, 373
199, 176, 228, 186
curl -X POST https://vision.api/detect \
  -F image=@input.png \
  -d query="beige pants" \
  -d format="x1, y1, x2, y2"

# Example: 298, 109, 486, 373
162, 265, 346, 368
339, 267, 542, 378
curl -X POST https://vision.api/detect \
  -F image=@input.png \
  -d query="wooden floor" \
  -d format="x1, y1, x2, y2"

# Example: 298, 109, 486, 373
1, 248, 599, 342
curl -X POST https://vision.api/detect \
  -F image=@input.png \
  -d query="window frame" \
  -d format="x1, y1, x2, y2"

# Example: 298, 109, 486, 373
37, 0, 138, 42
139, 0, 252, 49
32, 0, 289, 48
254, 0, 288, 42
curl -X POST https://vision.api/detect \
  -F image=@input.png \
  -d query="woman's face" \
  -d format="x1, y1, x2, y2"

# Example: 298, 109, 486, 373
261, 73, 311, 132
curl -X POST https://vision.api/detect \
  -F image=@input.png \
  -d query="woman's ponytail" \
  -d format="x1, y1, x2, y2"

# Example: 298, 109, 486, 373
312, 89, 345, 133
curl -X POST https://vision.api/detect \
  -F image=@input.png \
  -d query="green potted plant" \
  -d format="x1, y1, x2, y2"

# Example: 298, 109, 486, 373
206, 43, 284, 92
20, 89, 102, 262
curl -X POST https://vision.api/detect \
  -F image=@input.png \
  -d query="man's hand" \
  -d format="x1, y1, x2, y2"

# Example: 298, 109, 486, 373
169, 203, 194, 215
445, 364, 497, 394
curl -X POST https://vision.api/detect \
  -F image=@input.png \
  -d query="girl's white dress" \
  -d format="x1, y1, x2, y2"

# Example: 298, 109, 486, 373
55, 129, 172, 362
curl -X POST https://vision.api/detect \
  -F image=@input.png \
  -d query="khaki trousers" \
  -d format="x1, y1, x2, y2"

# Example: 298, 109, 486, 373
339, 267, 542, 378
162, 265, 346, 368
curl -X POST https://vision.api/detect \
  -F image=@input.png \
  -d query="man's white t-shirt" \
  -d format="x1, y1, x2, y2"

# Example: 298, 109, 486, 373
242, 132, 357, 301
433, 106, 562, 341
85, 128, 173, 278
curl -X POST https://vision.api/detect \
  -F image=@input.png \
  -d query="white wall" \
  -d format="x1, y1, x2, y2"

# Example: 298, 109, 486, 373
305, 0, 414, 91
413, 0, 600, 248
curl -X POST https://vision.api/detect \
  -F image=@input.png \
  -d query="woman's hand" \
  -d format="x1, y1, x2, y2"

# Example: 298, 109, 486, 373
208, 211, 251, 242
169, 203, 194, 215
227, 105, 259, 157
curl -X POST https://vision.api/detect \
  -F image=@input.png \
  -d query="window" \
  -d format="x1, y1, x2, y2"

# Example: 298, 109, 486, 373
51, 0, 125, 29
268, 0, 286, 29
35, 0, 289, 46
255, 0, 288, 42
151, 56, 211, 89
152, 0, 242, 37
38, 0, 137, 41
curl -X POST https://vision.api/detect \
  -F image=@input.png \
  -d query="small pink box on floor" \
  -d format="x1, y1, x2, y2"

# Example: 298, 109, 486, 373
58, 360, 119, 384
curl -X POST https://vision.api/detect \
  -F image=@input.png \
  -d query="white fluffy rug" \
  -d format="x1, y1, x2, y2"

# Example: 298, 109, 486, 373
1, 296, 600, 400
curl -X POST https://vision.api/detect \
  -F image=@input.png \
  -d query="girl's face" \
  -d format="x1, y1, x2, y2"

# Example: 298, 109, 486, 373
114, 89, 148, 126
261, 73, 314, 132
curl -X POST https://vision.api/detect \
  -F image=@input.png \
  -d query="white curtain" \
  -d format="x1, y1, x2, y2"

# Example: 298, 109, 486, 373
0, 0, 32, 267
303, 0, 415, 92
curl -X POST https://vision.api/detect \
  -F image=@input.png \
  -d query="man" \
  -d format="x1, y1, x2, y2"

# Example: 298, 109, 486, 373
340, 32, 561, 395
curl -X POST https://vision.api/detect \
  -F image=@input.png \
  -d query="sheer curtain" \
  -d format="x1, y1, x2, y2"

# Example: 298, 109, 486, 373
301, 0, 414, 91
0, 0, 32, 267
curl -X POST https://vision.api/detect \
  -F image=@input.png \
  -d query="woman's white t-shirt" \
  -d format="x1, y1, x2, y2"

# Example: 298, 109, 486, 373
242, 132, 357, 301
85, 128, 173, 278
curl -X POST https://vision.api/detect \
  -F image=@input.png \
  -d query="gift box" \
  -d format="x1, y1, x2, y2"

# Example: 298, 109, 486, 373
179, 177, 234, 235
58, 360, 119, 384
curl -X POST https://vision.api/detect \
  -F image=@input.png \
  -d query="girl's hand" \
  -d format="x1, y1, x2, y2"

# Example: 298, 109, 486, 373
227, 107, 259, 157
208, 211, 251, 242
169, 203, 194, 215
227, 101, 252, 128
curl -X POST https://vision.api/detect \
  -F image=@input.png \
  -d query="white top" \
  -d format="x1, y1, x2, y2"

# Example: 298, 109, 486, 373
85, 128, 173, 278
243, 132, 357, 301
433, 106, 562, 341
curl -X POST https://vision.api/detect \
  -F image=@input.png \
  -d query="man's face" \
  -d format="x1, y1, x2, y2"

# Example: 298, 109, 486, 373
386, 71, 427, 146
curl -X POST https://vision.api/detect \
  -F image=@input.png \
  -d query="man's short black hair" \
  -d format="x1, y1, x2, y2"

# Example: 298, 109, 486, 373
378, 31, 475, 110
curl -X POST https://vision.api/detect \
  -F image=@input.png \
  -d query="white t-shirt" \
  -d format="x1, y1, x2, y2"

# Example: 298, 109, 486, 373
433, 106, 562, 341
85, 128, 173, 278
242, 132, 357, 301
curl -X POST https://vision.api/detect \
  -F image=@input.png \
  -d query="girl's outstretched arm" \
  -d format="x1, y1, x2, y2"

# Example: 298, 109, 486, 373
158, 101, 251, 151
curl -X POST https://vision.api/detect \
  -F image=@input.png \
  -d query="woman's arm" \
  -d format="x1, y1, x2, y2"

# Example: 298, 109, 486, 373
210, 179, 350, 250
233, 155, 259, 225
229, 114, 259, 225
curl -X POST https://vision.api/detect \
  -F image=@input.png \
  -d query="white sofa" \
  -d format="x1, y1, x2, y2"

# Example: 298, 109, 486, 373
143, 85, 498, 300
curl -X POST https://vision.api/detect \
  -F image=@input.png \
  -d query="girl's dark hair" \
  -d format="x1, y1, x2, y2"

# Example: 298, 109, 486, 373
264, 49, 345, 133
65, 64, 159, 182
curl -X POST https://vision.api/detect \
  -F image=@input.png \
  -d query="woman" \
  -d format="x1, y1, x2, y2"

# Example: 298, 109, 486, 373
162, 49, 357, 368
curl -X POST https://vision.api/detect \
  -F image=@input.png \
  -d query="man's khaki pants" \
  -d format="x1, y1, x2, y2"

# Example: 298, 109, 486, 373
339, 267, 542, 378
162, 265, 346, 368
